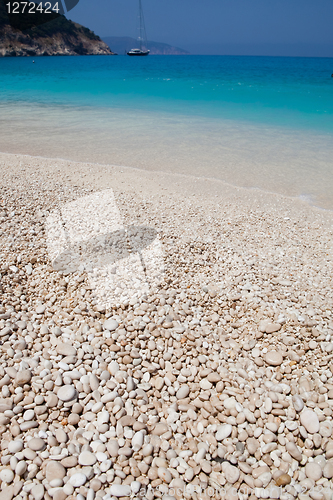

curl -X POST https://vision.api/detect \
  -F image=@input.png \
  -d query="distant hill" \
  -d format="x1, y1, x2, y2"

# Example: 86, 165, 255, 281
0, 1, 113, 56
103, 36, 189, 55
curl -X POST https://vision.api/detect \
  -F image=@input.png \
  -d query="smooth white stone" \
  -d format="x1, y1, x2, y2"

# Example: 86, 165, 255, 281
199, 379, 212, 390
100, 459, 112, 472
176, 385, 190, 400
224, 397, 237, 409
23, 409, 35, 421
31, 484, 45, 500
224, 464, 240, 484
104, 319, 119, 331
131, 481, 141, 494
320, 421, 332, 437
142, 444, 154, 457
95, 452, 108, 462
301, 409, 320, 434
132, 431, 144, 452
15, 460, 27, 476
69, 473, 87, 487
28, 438, 46, 451
305, 462, 322, 481
292, 395, 304, 412
109, 484, 132, 497
97, 410, 109, 425
265, 351, 283, 366
8, 440, 23, 454
56, 343, 77, 357
109, 361, 119, 376
87, 490, 95, 500
79, 451, 96, 466
216, 424, 232, 441
158, 467, 172, 483
57, 385, 77, 402
264, 397, 273, 413
0, 468, 14, 483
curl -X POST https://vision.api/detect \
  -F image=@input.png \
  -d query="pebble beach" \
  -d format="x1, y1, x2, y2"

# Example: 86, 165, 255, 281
1, 151, 333, 500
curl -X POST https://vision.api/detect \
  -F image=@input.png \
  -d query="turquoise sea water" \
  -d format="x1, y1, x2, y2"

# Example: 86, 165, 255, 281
0, 55, 333, 207
1, 55, 333, 130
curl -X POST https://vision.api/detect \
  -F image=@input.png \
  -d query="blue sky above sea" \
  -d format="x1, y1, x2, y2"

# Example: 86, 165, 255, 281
65, 0, 333, 57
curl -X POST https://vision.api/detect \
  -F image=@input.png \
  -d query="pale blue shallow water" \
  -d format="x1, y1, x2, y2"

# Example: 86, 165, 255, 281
0, 55, 333, 207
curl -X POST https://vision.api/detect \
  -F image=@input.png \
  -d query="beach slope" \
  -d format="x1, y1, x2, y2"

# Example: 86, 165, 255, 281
1, 152, 333, 498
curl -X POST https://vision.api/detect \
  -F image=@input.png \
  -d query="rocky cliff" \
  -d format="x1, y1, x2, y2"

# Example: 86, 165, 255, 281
0, 1, 113, 56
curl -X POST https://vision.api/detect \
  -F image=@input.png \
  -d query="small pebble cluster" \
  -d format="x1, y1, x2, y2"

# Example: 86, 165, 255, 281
1, 155, 333, 500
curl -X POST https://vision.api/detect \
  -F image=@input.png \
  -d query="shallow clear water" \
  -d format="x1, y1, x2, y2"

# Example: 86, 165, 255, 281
1, 55, 333, 208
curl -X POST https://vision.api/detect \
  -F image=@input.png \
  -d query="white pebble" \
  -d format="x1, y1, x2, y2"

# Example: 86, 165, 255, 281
69, 473, 87, 487
0, 468, 14, 483
216, 424, 232, 441
109, 484, 132, 497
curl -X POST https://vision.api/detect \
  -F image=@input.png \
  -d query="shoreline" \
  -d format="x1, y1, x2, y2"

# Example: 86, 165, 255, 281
1, 150, 333, 217
1, 151, 333, 499
1, 98, 333, 210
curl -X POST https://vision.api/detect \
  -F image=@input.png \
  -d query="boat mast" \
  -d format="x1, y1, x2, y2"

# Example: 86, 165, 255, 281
138, 0, 142, 51
138, 0, 147, 51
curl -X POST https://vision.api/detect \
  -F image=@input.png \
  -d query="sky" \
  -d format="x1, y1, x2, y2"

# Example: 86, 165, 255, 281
66, 0, 333, 57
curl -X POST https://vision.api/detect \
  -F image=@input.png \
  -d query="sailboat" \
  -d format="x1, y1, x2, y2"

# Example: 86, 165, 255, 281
127, 0, 150, 56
